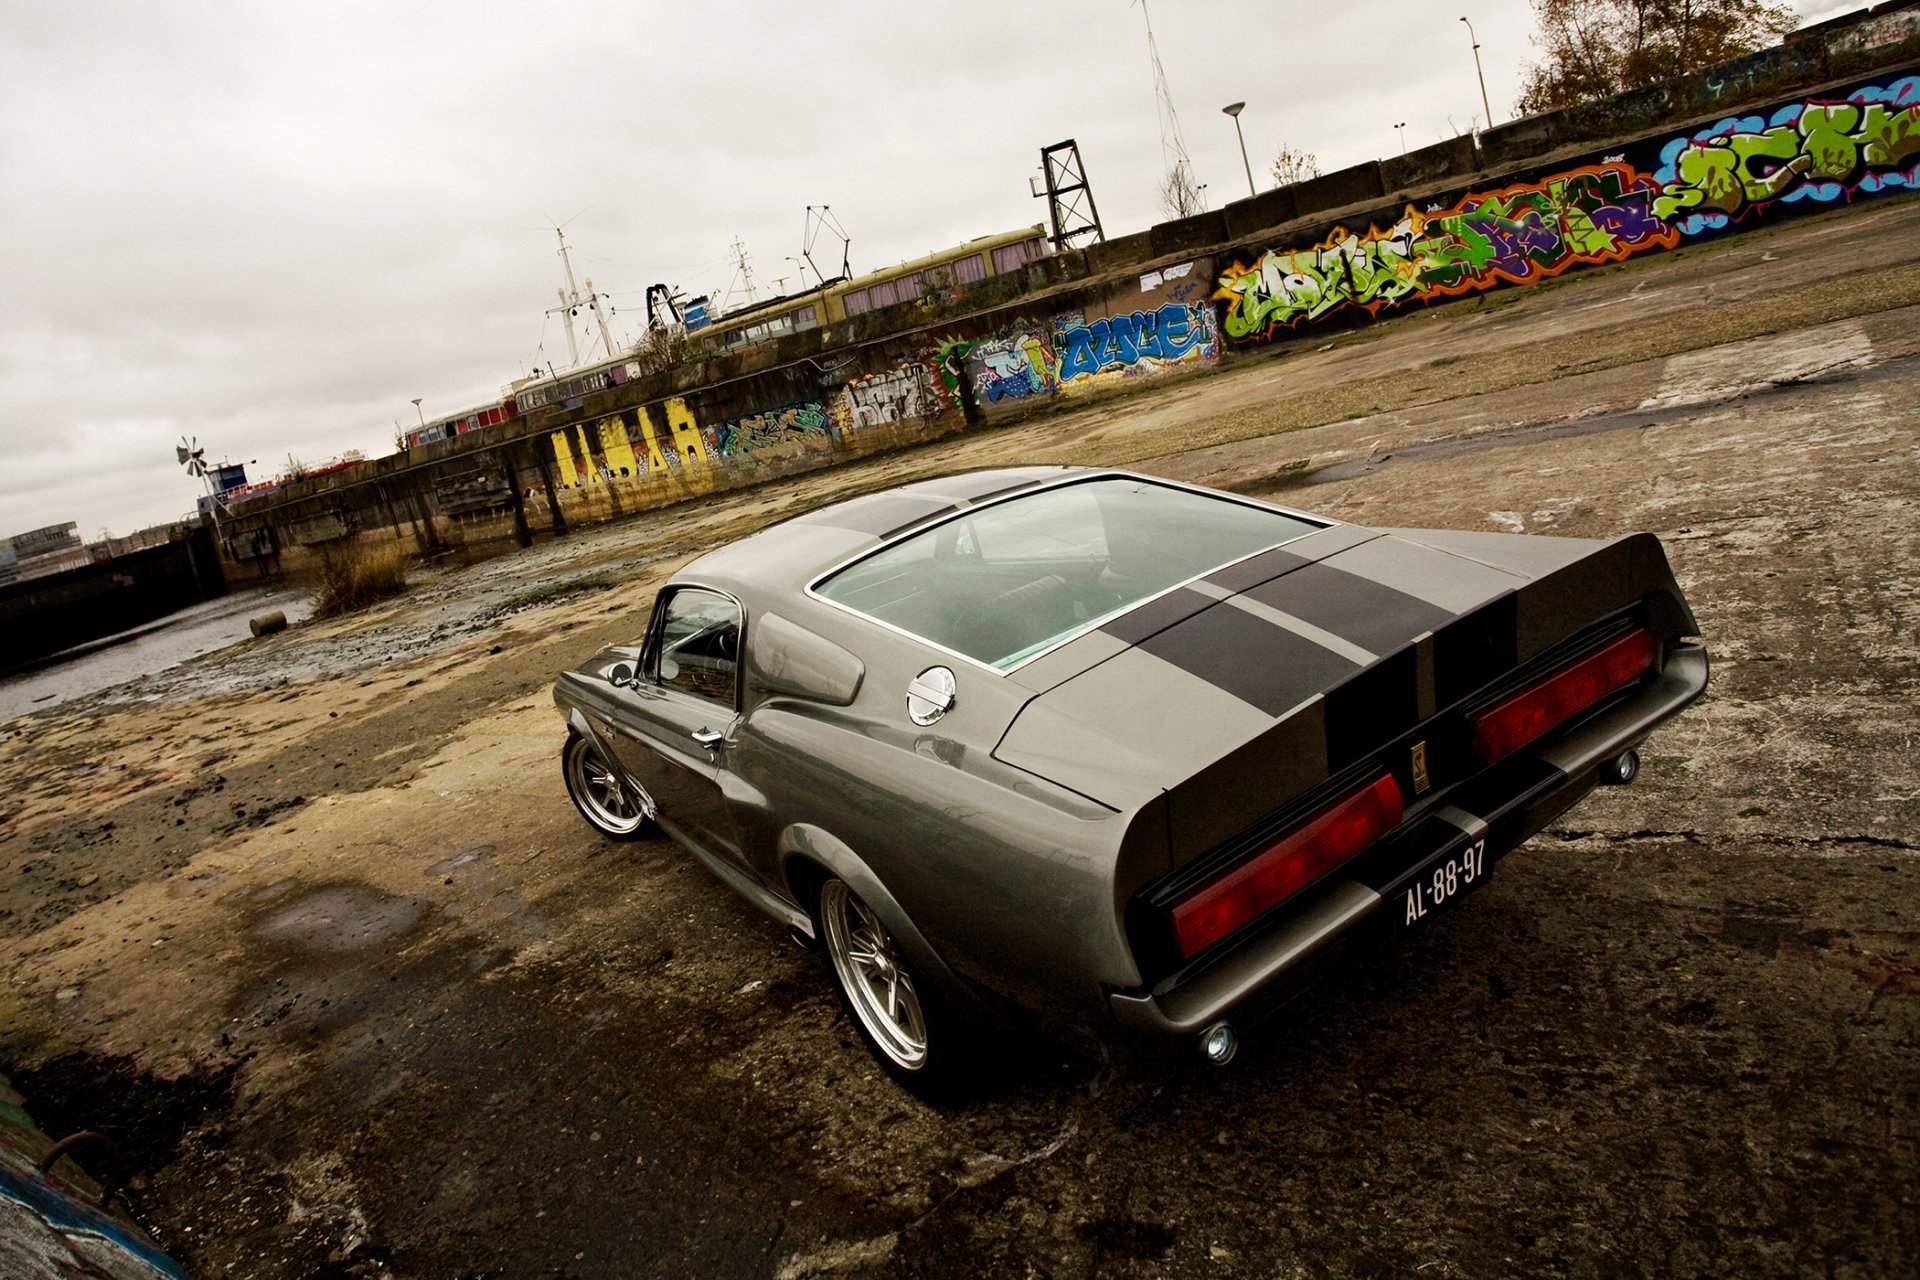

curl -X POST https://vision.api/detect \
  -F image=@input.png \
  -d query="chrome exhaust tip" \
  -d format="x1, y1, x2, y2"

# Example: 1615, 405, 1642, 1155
1599, 749, 1640, 786
1199, 1021, 1239, 1066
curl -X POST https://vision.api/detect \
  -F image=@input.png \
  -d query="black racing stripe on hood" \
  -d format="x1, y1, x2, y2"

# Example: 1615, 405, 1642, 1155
1100, 585, 1215, 646
1204, 545, 1314, 594
1139, 602, 1359, 715
1246, 563, 1456, 655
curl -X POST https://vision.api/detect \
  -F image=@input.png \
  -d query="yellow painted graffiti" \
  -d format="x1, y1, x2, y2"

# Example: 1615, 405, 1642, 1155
549, 431, 579, 486
665, 397, 708, 465
597, 415, 640, 475
632, 406, 671, 470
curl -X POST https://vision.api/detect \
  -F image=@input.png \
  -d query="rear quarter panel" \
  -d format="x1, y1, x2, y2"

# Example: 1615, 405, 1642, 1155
729, 605, 1156, 1026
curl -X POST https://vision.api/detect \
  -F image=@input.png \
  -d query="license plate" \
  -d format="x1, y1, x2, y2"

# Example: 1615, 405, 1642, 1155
1401, 836, 1488, 928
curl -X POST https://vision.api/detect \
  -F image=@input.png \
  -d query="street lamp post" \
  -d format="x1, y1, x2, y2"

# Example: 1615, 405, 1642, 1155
1395, 121, 1408, 153
411, 398, 425, 430
1460, 17, 1493, 134
1222, 101, 1256, 199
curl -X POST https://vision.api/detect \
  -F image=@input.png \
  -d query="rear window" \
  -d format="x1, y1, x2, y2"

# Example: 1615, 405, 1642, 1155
813, 477, 1321, 669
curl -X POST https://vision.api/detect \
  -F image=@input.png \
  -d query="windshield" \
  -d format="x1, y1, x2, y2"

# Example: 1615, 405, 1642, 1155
813, 477, 1322, 669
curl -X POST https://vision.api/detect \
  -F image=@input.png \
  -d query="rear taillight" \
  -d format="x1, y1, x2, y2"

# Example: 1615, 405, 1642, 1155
1168, 774, 1404, 959
1469, 628, 1658, 765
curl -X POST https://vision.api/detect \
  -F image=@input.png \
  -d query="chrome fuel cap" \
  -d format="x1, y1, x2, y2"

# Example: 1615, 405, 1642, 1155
906, 666, 956, 726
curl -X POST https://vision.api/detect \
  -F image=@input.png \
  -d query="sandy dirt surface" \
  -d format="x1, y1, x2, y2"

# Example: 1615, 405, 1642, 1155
2, 197, 1916, 1279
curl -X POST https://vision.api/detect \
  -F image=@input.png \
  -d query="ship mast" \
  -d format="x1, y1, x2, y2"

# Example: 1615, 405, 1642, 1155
544, 228, 618, 368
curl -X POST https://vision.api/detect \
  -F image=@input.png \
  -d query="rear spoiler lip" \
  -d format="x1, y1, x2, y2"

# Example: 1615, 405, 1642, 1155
1107, 641, 1708, 1038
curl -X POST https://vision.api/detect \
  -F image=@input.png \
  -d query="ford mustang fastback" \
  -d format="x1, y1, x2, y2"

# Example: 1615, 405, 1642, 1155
553, 467, 1707, 1093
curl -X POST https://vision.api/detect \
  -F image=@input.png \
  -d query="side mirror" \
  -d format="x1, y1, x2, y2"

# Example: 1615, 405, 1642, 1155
608, 661, 640, 689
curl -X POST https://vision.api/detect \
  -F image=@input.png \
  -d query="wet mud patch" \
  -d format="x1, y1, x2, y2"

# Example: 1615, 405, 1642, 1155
428, 843, 494, 875
252, 884, 424, 954
177, 924, 898, 1279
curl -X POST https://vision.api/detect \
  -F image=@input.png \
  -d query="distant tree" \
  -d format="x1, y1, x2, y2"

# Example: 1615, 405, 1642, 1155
1159, 161, 1206, 219
1269, 145, 1323, 189
1518, 0, 1798, 113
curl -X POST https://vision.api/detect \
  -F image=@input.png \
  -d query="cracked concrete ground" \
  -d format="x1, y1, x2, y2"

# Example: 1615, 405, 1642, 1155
0, 196, 1915, 1279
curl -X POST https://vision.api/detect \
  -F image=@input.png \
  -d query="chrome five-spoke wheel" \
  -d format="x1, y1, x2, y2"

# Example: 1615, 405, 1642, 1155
819, 878, 928, 1072
562, 733, 654, 840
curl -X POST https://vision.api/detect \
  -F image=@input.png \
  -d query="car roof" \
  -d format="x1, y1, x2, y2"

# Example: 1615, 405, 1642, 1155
672, 465, 1084, 598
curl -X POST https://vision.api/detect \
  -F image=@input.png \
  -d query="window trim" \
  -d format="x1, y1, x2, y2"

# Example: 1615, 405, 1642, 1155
644, 582, 747, 711
803, 472, 1330, 679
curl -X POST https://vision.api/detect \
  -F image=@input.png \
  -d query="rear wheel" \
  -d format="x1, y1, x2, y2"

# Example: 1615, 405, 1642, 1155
816, 877, 966, 1097
562, 732, 654, 840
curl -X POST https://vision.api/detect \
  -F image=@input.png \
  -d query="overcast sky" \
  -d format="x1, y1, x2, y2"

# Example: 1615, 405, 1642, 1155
0, 0, 1860, 539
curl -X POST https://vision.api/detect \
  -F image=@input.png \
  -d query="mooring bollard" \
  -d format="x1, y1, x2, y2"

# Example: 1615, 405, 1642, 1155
249, 610, 288, 637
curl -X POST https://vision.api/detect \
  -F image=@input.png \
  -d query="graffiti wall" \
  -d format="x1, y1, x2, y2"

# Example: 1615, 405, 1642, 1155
938, 262, 1221, 411
705, 399, 831, 460
1218, 72, 1920, 342
831, 362, 937, 433
548, 395, 714, 484
547, 355, 955, 483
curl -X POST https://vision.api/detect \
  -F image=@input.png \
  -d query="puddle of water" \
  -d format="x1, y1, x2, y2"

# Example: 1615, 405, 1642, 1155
0, 587, 315, 722
254, 886, 422, 954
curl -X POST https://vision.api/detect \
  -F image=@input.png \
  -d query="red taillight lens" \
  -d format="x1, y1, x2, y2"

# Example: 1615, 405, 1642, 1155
1470, 629, 1658, 765
1168, 773, 1405, 959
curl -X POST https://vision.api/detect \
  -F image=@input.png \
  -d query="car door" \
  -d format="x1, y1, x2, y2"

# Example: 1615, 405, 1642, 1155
604, 585, 745, 857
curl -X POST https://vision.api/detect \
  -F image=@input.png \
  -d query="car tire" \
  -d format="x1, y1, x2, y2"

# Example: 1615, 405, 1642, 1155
561, 732, 654, 840
815, 877, 970, 1099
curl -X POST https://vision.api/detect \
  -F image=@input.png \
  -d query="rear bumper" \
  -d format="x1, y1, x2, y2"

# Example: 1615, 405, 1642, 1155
1107, 641, 1708, 1039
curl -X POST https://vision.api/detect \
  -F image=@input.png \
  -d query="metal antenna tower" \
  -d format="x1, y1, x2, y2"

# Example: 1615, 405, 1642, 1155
729, 237, 759, 307
1035, 140, 1105, 250
1139, 0, 1201, 212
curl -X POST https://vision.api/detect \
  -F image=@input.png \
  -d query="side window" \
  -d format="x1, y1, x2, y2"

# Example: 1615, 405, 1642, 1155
649, 588, 742, 707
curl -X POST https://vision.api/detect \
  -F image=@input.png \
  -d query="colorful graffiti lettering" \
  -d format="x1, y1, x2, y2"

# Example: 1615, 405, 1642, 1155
1056, 301, 1216, 383
705, 400, 830, 458
1217, 164, 1679, 338
548, 395, 709, 481
834, 363, 935, 431
1219, 77, 1920, 340
952, 301, 1218, 406
973, 331, 1058, 403
1654, 77, 1920, 231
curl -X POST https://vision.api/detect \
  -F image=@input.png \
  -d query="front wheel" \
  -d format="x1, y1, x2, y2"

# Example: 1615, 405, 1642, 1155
816, 878, 970, 1098
562, 732, 654, 840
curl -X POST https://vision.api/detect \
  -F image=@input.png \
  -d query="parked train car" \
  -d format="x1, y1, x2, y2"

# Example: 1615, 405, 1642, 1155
693, 224, 1053, 354
513, 358, 651, 414
405, 396, 519, 449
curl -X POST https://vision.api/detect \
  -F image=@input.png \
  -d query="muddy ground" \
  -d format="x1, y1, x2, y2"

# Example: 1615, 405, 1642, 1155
2, 197, 1916, 1279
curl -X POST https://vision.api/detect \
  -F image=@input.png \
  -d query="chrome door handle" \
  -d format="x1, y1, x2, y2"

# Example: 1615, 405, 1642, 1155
691, 728, 725, 750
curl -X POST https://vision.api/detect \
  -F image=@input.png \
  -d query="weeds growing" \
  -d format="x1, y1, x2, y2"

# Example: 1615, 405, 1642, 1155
316, 544, 411, 616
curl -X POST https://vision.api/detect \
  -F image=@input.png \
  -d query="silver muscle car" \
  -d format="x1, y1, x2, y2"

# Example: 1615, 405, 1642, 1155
553, 468, 1707, 1094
